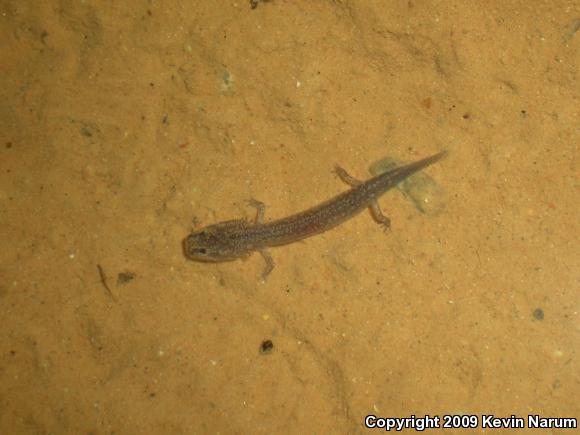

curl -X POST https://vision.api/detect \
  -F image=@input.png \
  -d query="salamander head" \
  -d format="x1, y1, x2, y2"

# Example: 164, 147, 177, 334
183, 220, 251, 262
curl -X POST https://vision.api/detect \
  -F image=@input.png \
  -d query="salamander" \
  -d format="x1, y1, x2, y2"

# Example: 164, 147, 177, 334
183, 151, 447, 278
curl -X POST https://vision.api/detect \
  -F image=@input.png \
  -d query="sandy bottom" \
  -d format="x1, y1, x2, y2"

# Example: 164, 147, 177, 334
1, 1, 578, 434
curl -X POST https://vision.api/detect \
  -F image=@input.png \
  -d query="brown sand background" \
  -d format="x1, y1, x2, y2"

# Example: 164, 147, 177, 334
1, 1, 578, 434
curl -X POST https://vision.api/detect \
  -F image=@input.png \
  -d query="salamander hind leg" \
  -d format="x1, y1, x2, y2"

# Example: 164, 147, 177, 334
247, 198, 266, 224
370, 200, 391, 232
258, 249, 275, 280
333, 165, 363, 187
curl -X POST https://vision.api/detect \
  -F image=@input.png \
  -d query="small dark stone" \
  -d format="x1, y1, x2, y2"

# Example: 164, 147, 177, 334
250, 0, 272, 9
117, 271, 136, 285
533, 308, 544, 321
260, 339, 274, 354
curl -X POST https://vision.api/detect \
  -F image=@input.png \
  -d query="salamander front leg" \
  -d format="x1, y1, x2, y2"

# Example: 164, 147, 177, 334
333, 165, 363, 187
247, 198, 266, 224
258, 249, 275, 280
370, 200, 391, 232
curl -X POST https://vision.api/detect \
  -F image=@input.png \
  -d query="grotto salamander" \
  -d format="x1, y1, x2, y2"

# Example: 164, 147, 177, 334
183, 151, 447, 278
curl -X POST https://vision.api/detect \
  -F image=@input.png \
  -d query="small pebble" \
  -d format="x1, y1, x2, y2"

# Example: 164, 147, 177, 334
260, 339, 274, 354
